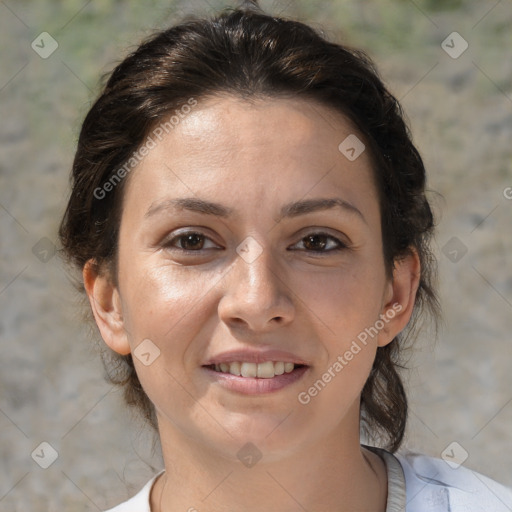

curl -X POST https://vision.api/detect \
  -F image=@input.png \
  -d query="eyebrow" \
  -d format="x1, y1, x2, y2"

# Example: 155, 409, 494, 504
144, 196, 366, 224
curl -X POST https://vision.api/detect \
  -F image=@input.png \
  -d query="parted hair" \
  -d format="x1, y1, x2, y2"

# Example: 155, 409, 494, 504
58, 0, 439, 452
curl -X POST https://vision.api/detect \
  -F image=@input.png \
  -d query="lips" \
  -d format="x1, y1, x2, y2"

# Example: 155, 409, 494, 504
201, 348, 310, 393
202, 364, 309, 394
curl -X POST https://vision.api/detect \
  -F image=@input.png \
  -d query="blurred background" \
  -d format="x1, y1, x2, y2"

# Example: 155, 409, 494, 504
1, 0, 511, 509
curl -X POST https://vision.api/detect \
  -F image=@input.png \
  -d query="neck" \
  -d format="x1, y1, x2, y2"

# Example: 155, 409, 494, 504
150, 412, 388, 512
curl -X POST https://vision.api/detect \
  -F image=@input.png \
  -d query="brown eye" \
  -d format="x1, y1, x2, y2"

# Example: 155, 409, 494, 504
180, 233, 204, 250
293, 232, 346, 253
304, 234, 328, 251
164, 231, 218, 252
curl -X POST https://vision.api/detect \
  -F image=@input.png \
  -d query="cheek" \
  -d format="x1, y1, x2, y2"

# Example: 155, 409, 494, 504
296, 268, 383, 417
120, 262, 214, 410
119, 258, 220, 363
296, 258, 387, 338
121, 256, 194, 321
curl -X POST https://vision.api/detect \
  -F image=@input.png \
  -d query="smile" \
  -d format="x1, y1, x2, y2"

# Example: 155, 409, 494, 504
208, 361, 300, 378
202, 362, 309, 394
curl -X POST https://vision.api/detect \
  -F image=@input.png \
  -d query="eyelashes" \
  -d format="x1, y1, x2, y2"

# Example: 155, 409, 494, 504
162, 230, 348, 255
164, 231, 218, 253
295, 233, 347, 252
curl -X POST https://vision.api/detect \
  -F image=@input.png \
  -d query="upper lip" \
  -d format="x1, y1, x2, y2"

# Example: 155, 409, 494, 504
203, 348, 310, 366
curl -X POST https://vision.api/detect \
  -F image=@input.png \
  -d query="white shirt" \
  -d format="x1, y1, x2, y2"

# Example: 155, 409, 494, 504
105, 448, 512, 511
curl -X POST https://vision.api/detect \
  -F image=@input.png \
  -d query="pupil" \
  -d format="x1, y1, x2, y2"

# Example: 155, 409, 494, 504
183, 233, 203, 250
305, 234, 326, 250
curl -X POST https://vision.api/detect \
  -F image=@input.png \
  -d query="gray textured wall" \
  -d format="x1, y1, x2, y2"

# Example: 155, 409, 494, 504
1, 0, 511, 510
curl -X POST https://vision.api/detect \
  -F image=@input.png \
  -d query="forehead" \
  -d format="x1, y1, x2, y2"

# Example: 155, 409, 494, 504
170, 94, 362, 163
122, 94, 379, 223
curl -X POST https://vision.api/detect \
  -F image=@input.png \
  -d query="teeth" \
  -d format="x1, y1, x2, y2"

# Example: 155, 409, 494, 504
240, 362, 258, 378
229, 361, 241, 376
212, 361, 299, 378
257, 361, 275, 378
274, 361, 285, 375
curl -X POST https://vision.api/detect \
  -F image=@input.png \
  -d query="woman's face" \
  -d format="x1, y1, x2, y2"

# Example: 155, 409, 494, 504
89, 95, 417, 460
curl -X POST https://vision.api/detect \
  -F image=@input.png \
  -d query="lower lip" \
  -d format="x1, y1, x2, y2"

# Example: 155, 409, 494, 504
202, 365, 309, 395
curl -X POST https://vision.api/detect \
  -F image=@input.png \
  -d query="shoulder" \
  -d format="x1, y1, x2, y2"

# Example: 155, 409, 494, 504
395, 451, 512, 511
104, 471, 163, 512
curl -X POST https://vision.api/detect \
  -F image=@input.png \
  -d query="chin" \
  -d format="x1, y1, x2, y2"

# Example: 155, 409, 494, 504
211, 410, 312, 458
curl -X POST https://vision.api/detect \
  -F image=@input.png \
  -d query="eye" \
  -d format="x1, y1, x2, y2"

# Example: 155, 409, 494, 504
163, 230, 219, 253
291, 232, 347, 253
162, 230, 347, 255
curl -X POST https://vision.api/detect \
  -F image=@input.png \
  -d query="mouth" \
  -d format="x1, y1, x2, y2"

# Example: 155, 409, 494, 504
201, 361, 310, 395
204, 361, 307, 379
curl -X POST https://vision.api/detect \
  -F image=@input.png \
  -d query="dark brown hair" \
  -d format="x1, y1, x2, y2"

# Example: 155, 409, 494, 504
59, 0, 439, 452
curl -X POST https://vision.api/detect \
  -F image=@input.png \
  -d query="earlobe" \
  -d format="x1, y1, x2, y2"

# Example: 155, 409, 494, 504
83, 260, 131, 356
377, 249, 421, 347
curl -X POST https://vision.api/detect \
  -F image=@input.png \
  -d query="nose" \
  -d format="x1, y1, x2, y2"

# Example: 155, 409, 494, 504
217, 240, 295, 333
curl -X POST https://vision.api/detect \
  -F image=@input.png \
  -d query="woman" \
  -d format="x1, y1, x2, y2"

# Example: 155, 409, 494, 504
58, 1, 512, 510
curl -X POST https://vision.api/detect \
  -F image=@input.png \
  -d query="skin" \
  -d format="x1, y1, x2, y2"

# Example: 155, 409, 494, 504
84, 95, 420, 511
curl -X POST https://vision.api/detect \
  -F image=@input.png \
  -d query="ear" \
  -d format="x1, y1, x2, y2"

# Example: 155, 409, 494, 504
377, 249, 421, 347
83, 259, 131, 356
